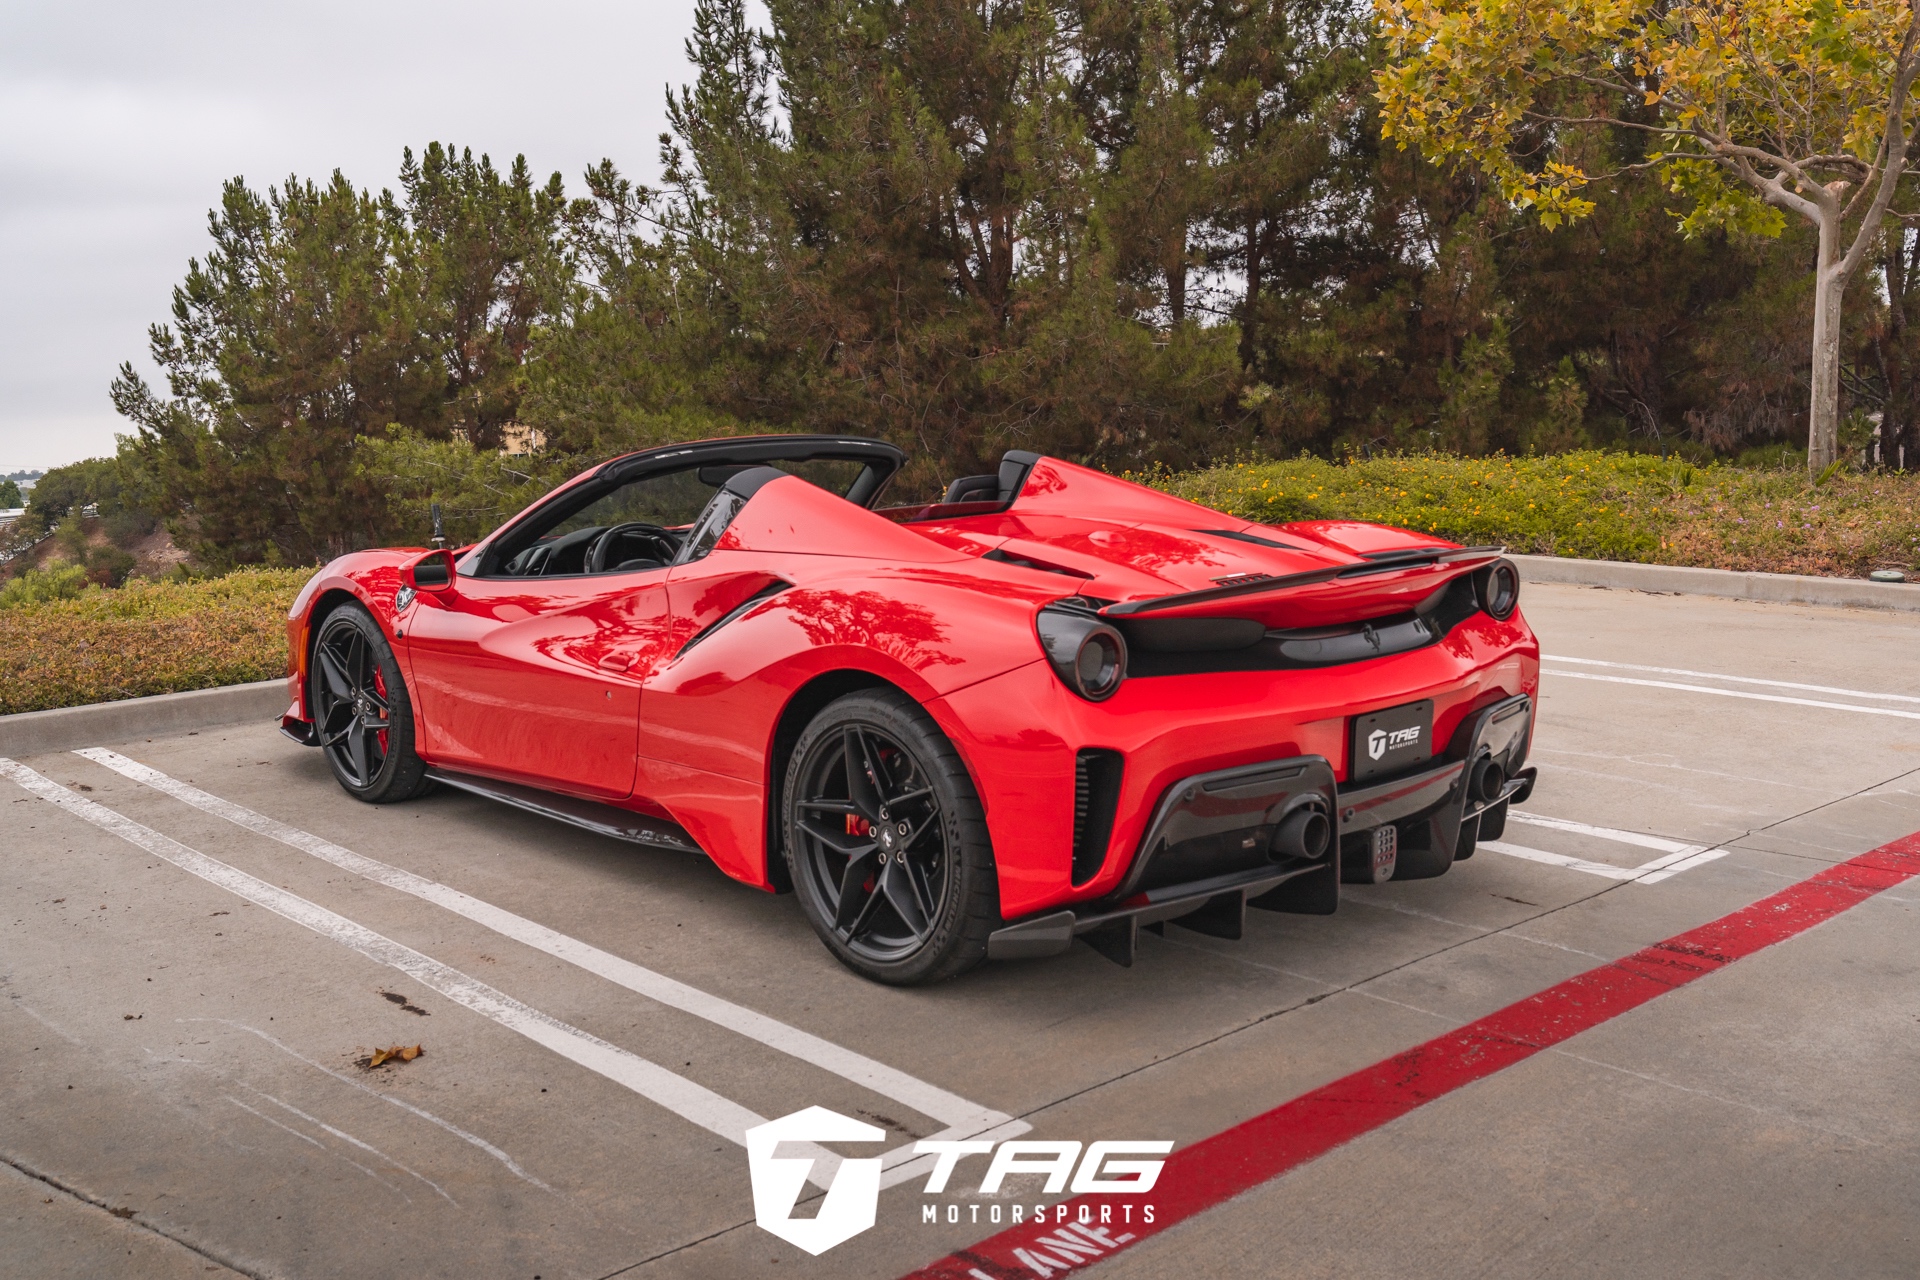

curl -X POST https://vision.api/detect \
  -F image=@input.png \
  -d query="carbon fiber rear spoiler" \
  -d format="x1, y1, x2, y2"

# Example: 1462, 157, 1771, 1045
1098, 545, 1506, 617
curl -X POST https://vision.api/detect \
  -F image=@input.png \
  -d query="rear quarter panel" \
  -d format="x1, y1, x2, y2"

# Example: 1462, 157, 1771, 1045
633, 558, 1059, 886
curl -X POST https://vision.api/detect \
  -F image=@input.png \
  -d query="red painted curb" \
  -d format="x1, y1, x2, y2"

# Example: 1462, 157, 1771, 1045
903, 835, 1920, 1280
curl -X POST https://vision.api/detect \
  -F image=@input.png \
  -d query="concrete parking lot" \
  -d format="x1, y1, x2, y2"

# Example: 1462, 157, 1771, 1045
4, 581, 1919, 1279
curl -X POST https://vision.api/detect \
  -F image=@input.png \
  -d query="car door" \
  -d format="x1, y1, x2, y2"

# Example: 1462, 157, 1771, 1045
401, 467, 712, 799
401, 448, 894, 800
402, 566, 674, 798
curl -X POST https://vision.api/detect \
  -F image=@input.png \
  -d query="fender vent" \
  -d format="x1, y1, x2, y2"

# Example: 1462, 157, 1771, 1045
674, 579, 791, 659
1072, 749, 1124, 885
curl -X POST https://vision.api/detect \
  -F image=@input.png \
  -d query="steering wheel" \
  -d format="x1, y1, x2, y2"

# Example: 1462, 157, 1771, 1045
586, 522, 678, 574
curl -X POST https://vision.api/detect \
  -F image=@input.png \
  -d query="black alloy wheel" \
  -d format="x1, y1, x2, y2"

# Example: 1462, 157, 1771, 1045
311, 606, 431, 803
784, 690, 997, 985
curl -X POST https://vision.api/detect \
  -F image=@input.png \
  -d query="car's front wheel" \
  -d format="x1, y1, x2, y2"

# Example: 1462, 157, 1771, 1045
783, 690, 998, 985
311, 604, 432, 804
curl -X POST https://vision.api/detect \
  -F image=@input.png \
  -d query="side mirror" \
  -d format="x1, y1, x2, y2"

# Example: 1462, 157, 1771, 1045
405, 549, 457, 592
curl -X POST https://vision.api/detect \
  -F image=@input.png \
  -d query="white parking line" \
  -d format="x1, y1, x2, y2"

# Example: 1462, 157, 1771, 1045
1545, 655, 1920, 705
1538, 669, 1920, 722
1634, 848, 1734, 884
1478, 840, 1728, 883
1506, 812, 1700, 856
225, 1096, 324, 1151
79, 747, 1024, 1185
248, 1088, 459, 1205
1487, 812, 1728, 883
191, 1020, 554, 1192
0, 757, 844, 1187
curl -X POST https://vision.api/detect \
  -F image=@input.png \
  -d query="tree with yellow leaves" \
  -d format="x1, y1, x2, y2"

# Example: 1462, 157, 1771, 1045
1375, 0, 1920, 474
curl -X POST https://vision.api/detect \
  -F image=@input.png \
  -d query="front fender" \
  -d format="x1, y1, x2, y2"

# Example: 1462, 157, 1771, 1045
283, 551, 420, 723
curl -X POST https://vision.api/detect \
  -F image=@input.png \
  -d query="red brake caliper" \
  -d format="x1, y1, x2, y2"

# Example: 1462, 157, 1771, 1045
845, 814, 875, 891
373, 668, 390, 752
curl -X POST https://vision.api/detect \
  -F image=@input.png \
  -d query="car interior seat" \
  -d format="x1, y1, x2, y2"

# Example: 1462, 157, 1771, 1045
942, 450, 1041, 505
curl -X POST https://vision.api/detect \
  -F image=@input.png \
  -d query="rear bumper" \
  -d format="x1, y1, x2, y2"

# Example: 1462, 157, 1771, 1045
1338, 692, 1533, 847
1338, 759, 1535, 836
932, 622, 1539, 919
986, 694, 1534, 965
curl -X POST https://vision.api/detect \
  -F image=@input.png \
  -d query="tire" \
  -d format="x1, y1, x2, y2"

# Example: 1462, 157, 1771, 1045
782, 690, 998, 985
310, 604, 433, 804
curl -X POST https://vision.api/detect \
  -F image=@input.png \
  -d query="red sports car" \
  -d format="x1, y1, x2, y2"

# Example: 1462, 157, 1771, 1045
283, 435, 1539, 984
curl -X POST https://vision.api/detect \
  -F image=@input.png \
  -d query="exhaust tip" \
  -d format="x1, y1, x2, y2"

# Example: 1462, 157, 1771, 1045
1471, 756, 1506, 804
1274, 807, 1332, 861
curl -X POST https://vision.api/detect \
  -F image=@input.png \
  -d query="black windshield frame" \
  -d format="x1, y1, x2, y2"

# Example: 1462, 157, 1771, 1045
461, 435, 906, 579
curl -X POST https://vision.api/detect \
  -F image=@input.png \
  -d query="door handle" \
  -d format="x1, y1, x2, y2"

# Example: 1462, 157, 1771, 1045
597, 654, 635, 671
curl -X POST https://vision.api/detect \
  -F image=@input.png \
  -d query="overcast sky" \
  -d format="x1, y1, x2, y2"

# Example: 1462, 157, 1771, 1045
0, 1, 707, 472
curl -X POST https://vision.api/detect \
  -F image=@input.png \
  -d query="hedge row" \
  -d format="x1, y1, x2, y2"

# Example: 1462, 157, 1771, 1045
0, 569, 309, 715
1153, 452, 1920, 578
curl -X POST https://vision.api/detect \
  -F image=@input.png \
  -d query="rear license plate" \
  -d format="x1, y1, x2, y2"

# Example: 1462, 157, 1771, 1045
1350, 699, 1434, 782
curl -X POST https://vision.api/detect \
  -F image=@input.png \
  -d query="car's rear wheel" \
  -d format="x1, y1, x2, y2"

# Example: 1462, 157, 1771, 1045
783, 690, 998, 985
311, 605, 432, 804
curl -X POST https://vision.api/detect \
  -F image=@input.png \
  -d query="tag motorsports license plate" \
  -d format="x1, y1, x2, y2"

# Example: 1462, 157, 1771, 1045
1349, 699, 1434, 783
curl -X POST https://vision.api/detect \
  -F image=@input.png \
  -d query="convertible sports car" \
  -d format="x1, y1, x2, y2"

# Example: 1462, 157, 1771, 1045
282, 435, 1539, 984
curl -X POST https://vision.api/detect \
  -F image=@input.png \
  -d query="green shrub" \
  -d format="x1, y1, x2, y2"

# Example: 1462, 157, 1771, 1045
1732, 442, 1805, 471
1153, 451, 1670, 561
359, 427, 571, 548
1153, 451, 1920, 577
0, 567, 310, 714
84, 544, 137, 588
1657, 466, 1920, 576
0, 565, 91, 609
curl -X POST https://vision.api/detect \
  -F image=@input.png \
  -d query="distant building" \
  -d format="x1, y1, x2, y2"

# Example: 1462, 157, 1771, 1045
501, 423, 545, 456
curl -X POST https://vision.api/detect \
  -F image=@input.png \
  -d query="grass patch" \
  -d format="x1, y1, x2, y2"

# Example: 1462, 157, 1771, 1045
1152, 451, 1920, 578
0, 568, 308, 715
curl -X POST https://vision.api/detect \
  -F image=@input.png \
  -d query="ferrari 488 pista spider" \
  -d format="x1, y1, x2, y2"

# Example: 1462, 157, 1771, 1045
283, 435, 1538, 983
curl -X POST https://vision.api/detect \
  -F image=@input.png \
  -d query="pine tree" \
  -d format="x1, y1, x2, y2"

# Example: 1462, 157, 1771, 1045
113, 173, 431, 566
637, 0, 1239, 489
401, 144, 572, 450
113, 148, 573, 566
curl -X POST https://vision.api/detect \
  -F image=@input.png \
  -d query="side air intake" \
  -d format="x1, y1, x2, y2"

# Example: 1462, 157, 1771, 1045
1072, 749, 1124, 885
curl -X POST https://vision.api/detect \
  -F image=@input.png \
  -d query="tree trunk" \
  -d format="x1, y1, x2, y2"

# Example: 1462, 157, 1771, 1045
1167, 248, 1186, 326
1808, 213, 1847, 474
1238, 217, 1262, 369
1886, 224, 1918, 471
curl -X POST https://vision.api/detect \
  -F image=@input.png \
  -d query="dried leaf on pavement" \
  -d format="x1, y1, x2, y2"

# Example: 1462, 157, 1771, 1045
363, 1044, 425, 1069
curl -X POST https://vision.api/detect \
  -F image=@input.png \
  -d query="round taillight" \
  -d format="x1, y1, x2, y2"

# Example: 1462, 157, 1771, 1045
1480, 559, 1520, 620
1037, 605, 1129, 701
1075, 630, 1124, 699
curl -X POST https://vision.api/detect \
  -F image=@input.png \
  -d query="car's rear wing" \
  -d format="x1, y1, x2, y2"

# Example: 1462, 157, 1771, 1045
1097, 545, 1506, 623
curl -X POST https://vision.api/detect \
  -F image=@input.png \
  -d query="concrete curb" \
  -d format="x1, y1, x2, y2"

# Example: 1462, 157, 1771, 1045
0, 679, 287, 757
1511, 553, 1920, 613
